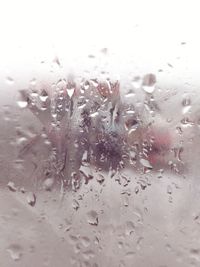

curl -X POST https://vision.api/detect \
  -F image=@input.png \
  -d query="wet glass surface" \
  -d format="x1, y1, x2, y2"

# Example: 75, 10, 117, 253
1, 1, 200, 266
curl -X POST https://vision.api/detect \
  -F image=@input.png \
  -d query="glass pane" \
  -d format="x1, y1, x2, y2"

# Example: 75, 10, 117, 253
1, 1, 200, 266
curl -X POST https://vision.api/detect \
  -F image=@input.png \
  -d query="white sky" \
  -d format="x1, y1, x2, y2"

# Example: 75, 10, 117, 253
0, 0, 199, 89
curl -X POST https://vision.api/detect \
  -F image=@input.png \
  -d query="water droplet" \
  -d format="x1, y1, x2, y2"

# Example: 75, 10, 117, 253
140, 158, 153, 169
17, 100, 28, 108
167, 185, 172, 194
26, 192, 36, 207
30, 91, 38, 98
39, 92, 49, 102
7, 243, 23, 261
138, 179, 148, 190
90, 111, 99, 118
190, 248, 200, 261
69, 234, 78, 245
125, 90, 135, 98
66, 88, 75, 98
96, 174, 105, 184
43, 178, 54, 191
80, 166, 93, 184
72, 199, 80, 211
53, 56, 61, 66
20, 187, 26, 193
123, 195, 129, 207
125, 221, 135, 235
182, 97, 191, 106
64, 218, 72, 232
135, 186, 139, 194
83, 249, 95, 260
125, 118, 138, 131
136, 236, 144, 250
126, 110, 135, 116
90, 79, 99, 88
7, 181, 17, 192
16, 136, 28, 146
6, 76, 14, 84
121, 188, 131, 196
132, 76, 141, 89
167, 63, 173, 68
181, 117, 194, 126
81, 236, 90, 247
182, 106, 191, 114
83, 80, 90, 90
182, 97, 191, 114
142, 73, 156, 94
87, 210, 99, 226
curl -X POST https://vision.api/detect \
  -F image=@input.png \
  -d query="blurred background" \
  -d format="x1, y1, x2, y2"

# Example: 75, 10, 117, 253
1, 1, 200, 267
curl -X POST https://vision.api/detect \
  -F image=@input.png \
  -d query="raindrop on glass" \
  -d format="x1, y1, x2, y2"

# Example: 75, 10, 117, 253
81, 236, 90, 247
142, 73, 156, 94
26, 192, 36, 207
125, 221, 135, 236
39, 92, 49, 102
96, 174, 105, 184
72, 199, 80, 211
167, 185, 172, 194
87, 210, 99, 226
6, 76, 14, 84
7, 181, 17, 192
43, 178, 54, 191
7, 244, 23, 261
140, 158, 153, 169
17, 100, 28, 109
66, 88, 75, 98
